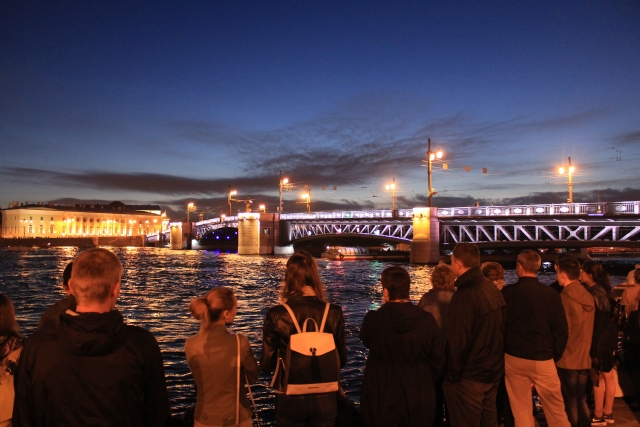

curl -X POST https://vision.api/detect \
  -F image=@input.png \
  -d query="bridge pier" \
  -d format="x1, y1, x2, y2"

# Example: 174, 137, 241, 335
238, 213, 282, 255
169, 223, 189, 250
410, 207, 441, 264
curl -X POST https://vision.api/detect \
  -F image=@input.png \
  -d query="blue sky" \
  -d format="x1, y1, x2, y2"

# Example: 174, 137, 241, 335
1, 1, 639, 218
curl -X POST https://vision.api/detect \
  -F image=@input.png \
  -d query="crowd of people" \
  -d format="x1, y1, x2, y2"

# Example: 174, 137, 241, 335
1, 245, 639, 427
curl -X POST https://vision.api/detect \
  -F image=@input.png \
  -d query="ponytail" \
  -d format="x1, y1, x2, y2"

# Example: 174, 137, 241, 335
189, 287, 236, 323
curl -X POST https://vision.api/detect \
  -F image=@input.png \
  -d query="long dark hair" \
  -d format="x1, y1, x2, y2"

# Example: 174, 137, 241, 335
281, 251, 325, 302
0, 293, 21, 361
582, 260, 614, 301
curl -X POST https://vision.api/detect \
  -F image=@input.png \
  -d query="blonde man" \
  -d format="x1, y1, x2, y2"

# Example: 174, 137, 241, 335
14, 248, 170, 427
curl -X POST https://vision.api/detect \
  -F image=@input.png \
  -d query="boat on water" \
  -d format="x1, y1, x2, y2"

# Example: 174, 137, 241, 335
320, 246, 410, 261
6, 246, 38, 252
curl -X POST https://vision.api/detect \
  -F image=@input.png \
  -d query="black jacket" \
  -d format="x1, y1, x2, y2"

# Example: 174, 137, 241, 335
446, 266, 506, 384
13, 310, 170, 427
360, 302, 443, 427
260, 296, 347, 383
502, 276, 568, 361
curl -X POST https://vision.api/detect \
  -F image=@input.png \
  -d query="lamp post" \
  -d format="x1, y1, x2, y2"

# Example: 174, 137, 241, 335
186, 202, 196, 223
385, 178, 397, 218
228, 185, 237, 216
558, 157, 575, 203
259, 204, 266, 213
279, 171, 289, 214
427, 138, 444, 208
301, 186, 311, 214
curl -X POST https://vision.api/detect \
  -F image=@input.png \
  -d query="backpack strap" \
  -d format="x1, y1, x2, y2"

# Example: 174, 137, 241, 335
282, 303, 302, 334
236, 334, 241, 427
319, 302, 330, 333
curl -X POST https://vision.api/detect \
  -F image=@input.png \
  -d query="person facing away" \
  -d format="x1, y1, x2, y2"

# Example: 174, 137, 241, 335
418, 263, 456, 336
418, 263, 456, 427
620, 267, 640, 317
185, 287, 259, 427
555, 257, 595, 427
13, 248, 171, 427
579, 261, 618, 426
37, 261, 76, 330
502, 250, 570, 427
481, 262, 506, 291
443, 243, 507, 427
260, 250, 347, 427
0, 293, 23, 427
360, 266, 443, 427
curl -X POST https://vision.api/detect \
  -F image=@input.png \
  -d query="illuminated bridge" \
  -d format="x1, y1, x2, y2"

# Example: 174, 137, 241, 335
276, 201, 640, 248
148, 201, 640, 261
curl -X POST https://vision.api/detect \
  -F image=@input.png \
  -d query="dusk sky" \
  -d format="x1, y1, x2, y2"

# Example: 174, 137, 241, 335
2, 1, 639, 219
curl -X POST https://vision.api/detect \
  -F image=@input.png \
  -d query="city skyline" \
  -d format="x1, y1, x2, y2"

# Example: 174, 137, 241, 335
1, 1, 639, 219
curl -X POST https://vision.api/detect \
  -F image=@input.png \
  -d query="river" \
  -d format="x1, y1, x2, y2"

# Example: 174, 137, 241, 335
0, 247, 635, 424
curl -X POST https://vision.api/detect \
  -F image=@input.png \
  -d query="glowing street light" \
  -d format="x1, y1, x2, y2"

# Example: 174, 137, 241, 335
301, 186, 311, 214
279, 171, 292, 214
558, 157, 576, 203
228, 185, 238, 216
385, 178, 397, 218
427, 138, 444, 208
186, 202, 196, 223
259, 204, 266, 213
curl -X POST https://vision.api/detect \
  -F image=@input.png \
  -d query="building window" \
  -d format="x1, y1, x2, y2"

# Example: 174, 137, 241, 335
29, 225, 33, 233
62, 226, 66, 234
39, 225, 43, 233
263, 228, 270, 235
50, 225, 54, 233
40, 217, 43, 221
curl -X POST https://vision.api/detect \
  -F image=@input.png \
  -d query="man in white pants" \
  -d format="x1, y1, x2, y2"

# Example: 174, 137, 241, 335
502, 250, 570, 427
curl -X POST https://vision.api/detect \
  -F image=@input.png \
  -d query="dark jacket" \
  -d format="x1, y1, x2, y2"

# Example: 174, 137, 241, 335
13, 310, 170, 427
36, 295, 76, 330
417, 289, 455, 336
502, 276, 568, 361
260, 296, 346, 389
360, 302, 443, 427
446, 266, 506, 384
586, 284, 618, 372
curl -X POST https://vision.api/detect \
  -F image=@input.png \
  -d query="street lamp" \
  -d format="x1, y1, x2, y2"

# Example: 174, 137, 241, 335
558, 157, 575, 203
385, 178, 397, 217
427, 138, 444, 208
301, 186, 311, 214
259, 204, 266, 213
228, 185, 238, 216
186, 202, 196, 223
279, 171, 291, 214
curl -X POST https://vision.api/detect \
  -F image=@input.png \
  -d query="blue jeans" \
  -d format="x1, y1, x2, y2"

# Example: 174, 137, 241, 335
557, 368, 590, 427
275, 393, 337, 427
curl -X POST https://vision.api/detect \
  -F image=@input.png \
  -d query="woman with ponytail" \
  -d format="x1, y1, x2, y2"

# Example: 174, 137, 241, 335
580, 261, 618, 425
185, 287, 259, 427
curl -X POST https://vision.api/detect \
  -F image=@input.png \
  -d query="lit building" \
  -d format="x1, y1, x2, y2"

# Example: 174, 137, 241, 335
1, 201, 167, 238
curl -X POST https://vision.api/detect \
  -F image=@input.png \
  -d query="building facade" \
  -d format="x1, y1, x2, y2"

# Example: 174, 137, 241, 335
1, 201, 166, 239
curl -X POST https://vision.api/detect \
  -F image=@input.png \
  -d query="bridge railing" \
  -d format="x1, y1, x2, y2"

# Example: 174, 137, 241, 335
281, 209, 414, 220
438, 201, 639, 217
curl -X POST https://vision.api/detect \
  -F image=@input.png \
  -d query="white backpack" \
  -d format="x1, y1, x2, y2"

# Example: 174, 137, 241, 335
272, 302, 340, 395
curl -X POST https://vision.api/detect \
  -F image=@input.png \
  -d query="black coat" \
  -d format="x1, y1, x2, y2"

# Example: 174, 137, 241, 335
502, 276, 568, 361
360, 302, 443, 427
446, 266, 506, 384
13, 310, 170, 427
260, 296, 347, 390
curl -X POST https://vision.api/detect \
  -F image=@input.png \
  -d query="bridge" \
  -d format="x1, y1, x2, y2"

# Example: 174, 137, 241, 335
147, 201, 640, 263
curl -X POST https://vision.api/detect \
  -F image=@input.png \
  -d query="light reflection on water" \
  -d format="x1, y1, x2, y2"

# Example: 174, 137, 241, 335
0, 247, 632, 424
